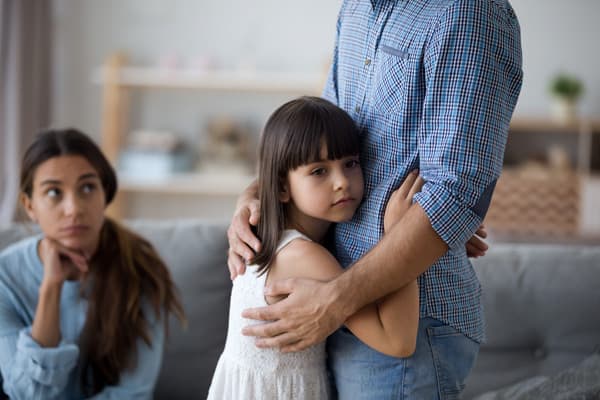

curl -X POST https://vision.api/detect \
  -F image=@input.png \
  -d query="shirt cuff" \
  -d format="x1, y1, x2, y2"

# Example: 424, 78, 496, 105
413, 183, 482, 250
15, 328, 79, 387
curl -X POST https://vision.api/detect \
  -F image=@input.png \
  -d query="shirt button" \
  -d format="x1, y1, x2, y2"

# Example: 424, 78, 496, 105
364, 58, 371, 66
355, 106, 361, 113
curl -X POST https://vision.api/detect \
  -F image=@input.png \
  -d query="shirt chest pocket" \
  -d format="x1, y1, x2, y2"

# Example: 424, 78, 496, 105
371, 44, 418, 117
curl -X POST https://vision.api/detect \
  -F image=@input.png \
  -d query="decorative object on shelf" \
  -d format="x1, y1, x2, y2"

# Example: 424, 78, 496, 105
548, 73, 583, 124
546, 144, 572, 172
202, 117, 253, 168
119, 130, 195, 180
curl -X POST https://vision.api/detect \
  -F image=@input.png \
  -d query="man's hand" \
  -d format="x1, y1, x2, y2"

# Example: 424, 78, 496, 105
227, 181, 261, 280
241, 278, 347, 352
466, 225, 488, 258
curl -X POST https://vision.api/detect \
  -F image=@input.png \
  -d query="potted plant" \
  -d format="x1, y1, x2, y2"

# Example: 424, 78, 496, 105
549, 73, 583, 124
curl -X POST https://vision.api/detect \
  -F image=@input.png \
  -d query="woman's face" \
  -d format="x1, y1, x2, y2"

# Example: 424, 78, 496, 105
21, 155, 107, 255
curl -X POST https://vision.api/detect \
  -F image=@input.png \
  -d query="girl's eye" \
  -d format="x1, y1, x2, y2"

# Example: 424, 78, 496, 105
81, 182, 97, 194
311, 167, 326, 176
346, 159, 360, 168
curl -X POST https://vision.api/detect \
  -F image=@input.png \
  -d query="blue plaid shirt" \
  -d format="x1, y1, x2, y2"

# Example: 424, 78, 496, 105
324, 0, 523, 342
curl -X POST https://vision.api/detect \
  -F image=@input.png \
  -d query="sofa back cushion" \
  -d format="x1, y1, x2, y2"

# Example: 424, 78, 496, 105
465, 243, 600, 398
126, 220, 231, 399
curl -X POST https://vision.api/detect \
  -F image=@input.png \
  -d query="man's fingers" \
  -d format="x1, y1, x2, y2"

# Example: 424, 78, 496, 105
242, 304, 281, 322
242, 317, 286, 337
227, 233, 256, 262
408, 176, 425, 198
230, 214, 261, 254
227, 250, 246, 280
255, 332, 300, 349
397, 170, 418, 196
281, 339, 311, 353
248, 200, 261, 226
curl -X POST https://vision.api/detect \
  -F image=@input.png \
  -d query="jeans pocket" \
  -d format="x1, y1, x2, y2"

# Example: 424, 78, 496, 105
426, 324, 479, 399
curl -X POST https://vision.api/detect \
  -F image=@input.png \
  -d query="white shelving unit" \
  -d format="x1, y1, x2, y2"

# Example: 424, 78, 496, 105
95, 53, 324, 219
93, 66, 325, 93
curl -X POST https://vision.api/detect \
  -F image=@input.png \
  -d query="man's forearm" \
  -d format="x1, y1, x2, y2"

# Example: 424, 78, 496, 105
332, 203, 448, 319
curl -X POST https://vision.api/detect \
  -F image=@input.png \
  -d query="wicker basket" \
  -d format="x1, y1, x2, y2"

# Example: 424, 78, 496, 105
485, 168, 580, 238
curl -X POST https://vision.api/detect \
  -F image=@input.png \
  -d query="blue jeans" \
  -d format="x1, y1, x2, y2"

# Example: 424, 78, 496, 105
326, 317, 480, 399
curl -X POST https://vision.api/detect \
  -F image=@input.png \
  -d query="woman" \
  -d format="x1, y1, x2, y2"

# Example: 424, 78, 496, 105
0, 128, 185, 399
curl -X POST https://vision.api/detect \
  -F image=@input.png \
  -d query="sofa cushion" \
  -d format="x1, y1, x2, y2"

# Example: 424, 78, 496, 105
473, 353, 600, 400
127, 220, 231, 399
464, 243, 600, 398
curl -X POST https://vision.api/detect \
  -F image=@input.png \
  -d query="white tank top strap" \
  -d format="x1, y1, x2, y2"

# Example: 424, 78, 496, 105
276, 229, 312, 253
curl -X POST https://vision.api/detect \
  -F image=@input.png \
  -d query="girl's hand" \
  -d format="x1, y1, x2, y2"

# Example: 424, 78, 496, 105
466, 225, 489, 258
38, 237, 89, 286
384, 171, 424, 233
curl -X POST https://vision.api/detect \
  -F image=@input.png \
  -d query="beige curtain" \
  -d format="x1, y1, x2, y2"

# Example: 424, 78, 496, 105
0, 0, 51, 227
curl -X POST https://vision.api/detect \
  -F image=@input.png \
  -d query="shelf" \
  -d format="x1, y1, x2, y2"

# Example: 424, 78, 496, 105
117, 170, 255, 196
93, 66, 324, 94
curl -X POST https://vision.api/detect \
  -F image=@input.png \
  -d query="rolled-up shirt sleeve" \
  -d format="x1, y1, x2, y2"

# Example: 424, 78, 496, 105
0, 328, 79, 399
413, 0, 523, 249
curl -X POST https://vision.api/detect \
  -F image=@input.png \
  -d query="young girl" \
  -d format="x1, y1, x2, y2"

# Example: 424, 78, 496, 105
208, 96, 422, 399
0, 129, 185, 399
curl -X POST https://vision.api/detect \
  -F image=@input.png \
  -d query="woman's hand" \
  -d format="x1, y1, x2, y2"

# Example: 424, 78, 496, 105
384, 171, 424, 233
32, 238, 88, 348
38, 237, 89, 286
227, 180, 262, 280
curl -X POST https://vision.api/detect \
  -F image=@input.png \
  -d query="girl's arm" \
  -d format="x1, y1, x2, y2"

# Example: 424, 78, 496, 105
268, 240, 417, 357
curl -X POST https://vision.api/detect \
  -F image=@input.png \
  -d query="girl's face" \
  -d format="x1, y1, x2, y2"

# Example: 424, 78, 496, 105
21, 155, 107, 256
282, 144, 364, 241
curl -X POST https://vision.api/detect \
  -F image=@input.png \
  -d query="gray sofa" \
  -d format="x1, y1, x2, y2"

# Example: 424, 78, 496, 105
1, 220, 599, 399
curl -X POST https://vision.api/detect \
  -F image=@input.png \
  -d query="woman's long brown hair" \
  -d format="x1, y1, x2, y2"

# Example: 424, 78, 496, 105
20, 128, 185, 395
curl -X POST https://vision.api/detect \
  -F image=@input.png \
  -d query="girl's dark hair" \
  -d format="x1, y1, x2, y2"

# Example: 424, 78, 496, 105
20, 128, 186, 395
252, 96, 360, 274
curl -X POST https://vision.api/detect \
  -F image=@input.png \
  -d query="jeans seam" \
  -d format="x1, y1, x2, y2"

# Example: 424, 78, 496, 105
426, 327, 444, 400
400, 357, 407, 398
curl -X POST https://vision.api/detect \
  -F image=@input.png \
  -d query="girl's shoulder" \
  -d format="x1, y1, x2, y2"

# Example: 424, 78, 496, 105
267, 234, 342, 284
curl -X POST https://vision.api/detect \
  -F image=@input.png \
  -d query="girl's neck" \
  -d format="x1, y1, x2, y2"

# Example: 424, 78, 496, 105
285, 219, 331, 243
